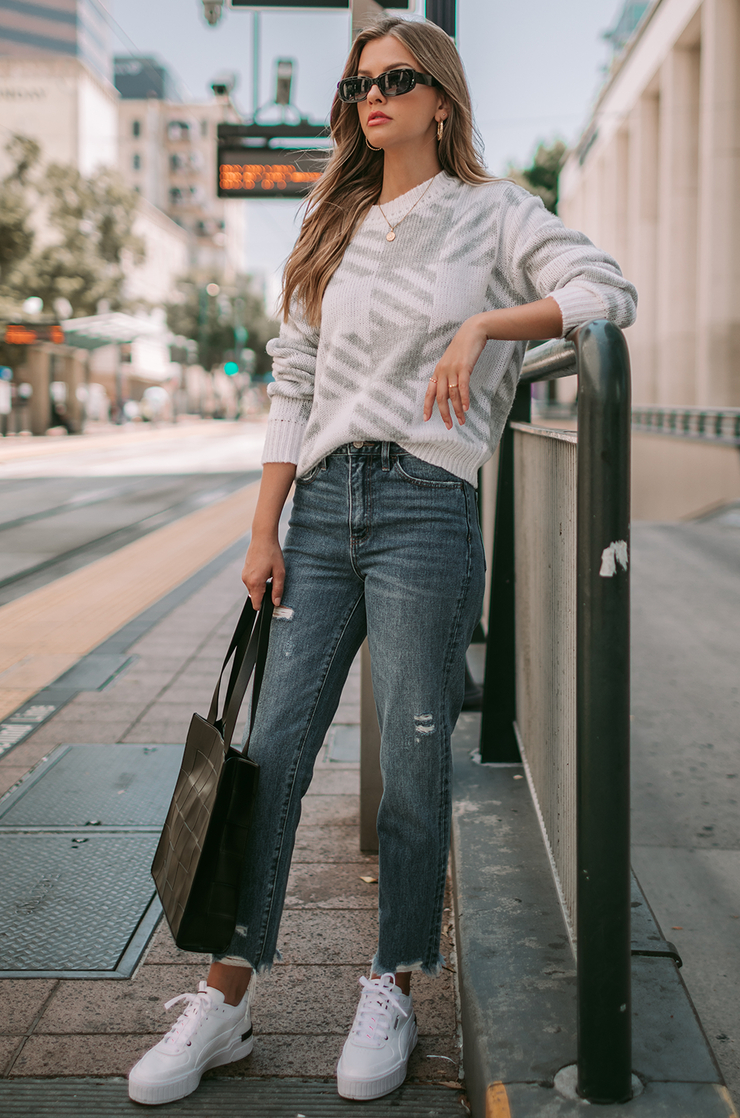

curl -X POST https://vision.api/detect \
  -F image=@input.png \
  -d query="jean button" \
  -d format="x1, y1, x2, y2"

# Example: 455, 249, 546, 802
352, 441, 364, 448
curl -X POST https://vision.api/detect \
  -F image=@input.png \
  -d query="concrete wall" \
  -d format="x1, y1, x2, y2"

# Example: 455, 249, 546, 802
632, 434, 740, 519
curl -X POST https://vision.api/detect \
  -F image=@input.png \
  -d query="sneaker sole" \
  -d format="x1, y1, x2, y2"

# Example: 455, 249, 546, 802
128, 1034, 254, 1106
336, 1023, 418, 1101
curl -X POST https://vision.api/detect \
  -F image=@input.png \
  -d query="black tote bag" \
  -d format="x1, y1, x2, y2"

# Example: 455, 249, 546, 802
151, 592, 273, 954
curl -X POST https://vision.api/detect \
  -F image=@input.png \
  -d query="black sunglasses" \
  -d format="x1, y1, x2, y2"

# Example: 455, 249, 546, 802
337, 68, 438, 104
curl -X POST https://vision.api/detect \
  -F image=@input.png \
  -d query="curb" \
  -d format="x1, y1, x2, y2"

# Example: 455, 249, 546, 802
450, 713, 738, 1117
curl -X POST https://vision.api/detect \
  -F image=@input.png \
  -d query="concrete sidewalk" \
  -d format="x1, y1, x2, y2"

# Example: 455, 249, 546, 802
0, 549, 464, 1108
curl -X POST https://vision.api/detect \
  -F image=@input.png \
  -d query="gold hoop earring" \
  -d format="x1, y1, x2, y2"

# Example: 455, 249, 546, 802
436, 118, 445, 142
365, 136, 382, 152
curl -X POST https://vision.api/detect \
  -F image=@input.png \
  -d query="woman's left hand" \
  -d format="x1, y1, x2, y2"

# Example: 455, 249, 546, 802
423, 314, 488, 429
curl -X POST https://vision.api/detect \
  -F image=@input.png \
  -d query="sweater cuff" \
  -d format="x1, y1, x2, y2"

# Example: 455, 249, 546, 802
261, 416, 306, 465
550, 282, 607, 336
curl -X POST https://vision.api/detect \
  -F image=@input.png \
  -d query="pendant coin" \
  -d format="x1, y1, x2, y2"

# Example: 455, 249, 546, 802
386, 230, 396, 242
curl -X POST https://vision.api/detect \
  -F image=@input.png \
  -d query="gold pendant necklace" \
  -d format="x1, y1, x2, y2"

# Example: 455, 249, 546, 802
378, 177, 434, 242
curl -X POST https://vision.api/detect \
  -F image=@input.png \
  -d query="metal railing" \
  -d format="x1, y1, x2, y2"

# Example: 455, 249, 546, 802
480, 320, 632, 1104
632, 404, 740, 445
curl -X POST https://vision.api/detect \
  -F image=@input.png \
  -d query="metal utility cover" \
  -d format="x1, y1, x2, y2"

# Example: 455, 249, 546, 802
0, 832, 160, 974
0, 743, 183, 829
0, 743, 184, 978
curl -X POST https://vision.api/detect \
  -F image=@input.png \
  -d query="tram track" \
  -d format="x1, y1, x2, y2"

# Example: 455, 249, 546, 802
0, 472, 260, 606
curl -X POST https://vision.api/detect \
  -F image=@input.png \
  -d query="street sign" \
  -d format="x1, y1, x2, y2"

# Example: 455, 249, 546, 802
4, 323, 64, 345
217, 121, 330, 199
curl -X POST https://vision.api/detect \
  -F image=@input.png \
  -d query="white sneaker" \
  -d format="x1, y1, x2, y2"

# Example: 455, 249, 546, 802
128, 980, 253, 1105
336, 973, 418, 1100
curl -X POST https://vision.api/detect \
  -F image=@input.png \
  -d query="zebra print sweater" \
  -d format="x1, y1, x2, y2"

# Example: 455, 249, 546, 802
262, 171, 637, 485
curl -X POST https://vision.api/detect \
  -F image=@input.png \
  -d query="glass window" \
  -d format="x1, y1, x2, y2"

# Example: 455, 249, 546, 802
200, 119, 208, 138
132, 120, 141, 137
132, 153, 141, 170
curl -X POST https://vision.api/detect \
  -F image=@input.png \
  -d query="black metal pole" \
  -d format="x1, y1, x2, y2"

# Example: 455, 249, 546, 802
479, 382, 530, 762
575, 320, 632, 1103
425, 0, 456, 37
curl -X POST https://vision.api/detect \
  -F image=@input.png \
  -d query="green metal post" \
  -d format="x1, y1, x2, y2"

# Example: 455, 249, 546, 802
575, 320, 632, 1103
479, 381, 531, 761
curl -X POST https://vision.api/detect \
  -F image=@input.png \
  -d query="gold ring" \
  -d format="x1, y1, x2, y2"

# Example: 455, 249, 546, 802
429, 377, 438, 383
449, 383, 459, 389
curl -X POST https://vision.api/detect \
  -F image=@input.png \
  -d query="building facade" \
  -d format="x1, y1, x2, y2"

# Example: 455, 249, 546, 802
560, 0, 740, 410
559, 0, 740, 517
0, 0, 111, 84
115, 57, 246, 281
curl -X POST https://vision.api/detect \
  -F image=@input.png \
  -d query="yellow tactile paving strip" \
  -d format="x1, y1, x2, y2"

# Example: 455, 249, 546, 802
0, 481, 260, 722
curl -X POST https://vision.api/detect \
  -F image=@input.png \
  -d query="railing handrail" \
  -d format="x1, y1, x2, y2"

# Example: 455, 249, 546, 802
480, 319, 632, 1104
520, 336, 577, 382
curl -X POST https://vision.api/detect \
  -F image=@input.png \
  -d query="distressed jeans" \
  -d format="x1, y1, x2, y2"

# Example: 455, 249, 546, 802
213, 441, 485, 976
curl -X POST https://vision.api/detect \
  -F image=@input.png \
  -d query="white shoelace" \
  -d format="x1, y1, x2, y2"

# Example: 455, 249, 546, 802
160, 980, 214, 1052
352, 974, 410, 1048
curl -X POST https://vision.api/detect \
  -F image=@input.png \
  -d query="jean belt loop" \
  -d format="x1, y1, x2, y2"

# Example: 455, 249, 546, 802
381, 441, 390, 471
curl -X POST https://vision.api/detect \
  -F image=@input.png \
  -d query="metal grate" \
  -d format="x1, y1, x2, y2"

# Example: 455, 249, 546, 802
0, 744, 183, 977
512, 424, 578, 936
0, 1079, 466, 1117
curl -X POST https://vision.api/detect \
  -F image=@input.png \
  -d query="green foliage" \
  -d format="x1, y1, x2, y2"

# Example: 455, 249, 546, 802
167, 275, 279, 378
0, 134, 144, 320
0, 137, 39, 296
506, 140, 568, 214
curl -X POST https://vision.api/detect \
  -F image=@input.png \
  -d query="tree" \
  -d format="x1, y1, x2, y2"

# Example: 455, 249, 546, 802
506, 140, 568, 214
0, 134, 144, 320
0, 136, 39, 310
167, 275, 279, 379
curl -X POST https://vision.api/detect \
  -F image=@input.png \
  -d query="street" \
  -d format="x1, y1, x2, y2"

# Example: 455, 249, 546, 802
0, 422, 264, 604
631, 513, 740, 1102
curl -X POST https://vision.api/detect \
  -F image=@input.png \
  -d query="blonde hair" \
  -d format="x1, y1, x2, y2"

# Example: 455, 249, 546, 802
280, 16, 492, 327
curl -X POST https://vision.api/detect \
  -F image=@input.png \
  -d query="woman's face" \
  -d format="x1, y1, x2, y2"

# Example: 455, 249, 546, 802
354, 36, 446, 154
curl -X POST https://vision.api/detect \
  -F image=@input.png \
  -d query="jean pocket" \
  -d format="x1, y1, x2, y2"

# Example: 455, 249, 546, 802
393, 455, 463, 488
296, 460, 323, 484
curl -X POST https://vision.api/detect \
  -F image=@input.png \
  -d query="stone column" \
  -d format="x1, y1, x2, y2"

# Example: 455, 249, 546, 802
626, 92, 660, 403
696, 0, 740, 405
656, 44, 700, 405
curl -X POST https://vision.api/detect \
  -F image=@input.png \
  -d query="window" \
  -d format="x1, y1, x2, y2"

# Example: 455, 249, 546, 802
132, 120, 141, 137
167, 121, 190, 142
200, 119, 208, 138
132, 153, 141, 170
169, 187, 182, 205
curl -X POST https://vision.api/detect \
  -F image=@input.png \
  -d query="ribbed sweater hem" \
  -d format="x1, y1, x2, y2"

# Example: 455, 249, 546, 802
261, 416, 304, 465
551, 283, 608, 335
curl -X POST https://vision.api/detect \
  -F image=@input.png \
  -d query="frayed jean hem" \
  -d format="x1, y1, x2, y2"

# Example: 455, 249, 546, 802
371, 952, 445, 978
211, 947, 282, 973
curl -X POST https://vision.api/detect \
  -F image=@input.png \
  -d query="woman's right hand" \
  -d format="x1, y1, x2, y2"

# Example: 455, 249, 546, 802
242, 533, 285, 609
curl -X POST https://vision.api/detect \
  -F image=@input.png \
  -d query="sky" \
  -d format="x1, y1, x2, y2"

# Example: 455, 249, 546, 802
109, 0, 624, 304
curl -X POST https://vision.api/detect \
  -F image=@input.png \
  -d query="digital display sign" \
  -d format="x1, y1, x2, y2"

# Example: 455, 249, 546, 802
230, 2, 351, 8
4, 323, 64, 344
218, 147, 328, 198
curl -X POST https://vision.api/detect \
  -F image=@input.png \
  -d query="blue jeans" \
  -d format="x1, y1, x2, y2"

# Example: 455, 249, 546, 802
213, 442, 485, 976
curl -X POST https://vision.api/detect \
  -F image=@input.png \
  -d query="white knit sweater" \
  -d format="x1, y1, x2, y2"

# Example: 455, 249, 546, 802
263, 172, 637, 485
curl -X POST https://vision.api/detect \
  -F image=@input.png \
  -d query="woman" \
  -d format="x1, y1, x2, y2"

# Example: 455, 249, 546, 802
129, 15, 636, 1106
